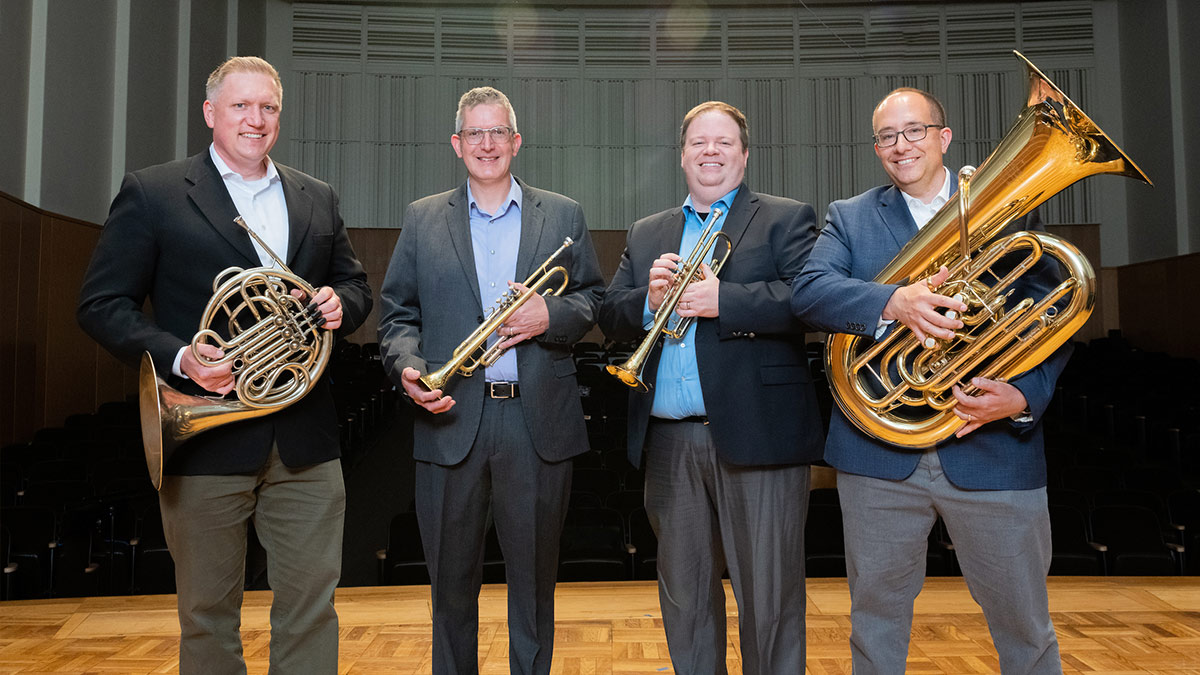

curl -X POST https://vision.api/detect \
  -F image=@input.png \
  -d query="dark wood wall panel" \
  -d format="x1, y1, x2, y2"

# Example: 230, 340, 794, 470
1118, 252, 1200, 359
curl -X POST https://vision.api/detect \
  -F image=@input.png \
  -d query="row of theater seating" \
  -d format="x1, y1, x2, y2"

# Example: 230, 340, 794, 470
377, 332, 1200, 584
0, 342, 396, 600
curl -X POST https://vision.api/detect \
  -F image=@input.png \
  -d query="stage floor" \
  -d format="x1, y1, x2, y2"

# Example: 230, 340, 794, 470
1, 577, 1199, 673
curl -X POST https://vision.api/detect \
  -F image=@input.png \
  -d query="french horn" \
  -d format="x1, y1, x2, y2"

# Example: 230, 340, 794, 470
825, 51, 1152, 448
139, 217, 333, 489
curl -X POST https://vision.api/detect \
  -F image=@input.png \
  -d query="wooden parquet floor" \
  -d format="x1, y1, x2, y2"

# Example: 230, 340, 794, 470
1, 578, 1199, 674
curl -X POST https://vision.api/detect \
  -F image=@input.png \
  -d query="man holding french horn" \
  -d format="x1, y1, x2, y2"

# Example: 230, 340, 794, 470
790, 87, 1069, 673
377, 86, 604, 675
598, 101, 824, 674
77, 56, 372, 673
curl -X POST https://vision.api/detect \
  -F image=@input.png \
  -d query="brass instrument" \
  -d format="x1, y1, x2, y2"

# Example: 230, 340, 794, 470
607, 208, 732, 392
139, 217, 333, 489
418, 238, 574, 392
825, 51, 1151, 448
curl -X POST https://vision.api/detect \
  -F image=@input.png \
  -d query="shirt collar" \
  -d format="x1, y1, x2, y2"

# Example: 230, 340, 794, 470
900, 166, 952, 211
209, 143, 279, 185
683, 185, 739, 221
467, 176, 523, 218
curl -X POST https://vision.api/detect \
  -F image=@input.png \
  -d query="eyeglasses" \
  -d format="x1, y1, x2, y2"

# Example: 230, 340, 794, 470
873, 124, 944, 148
458, 126, 514, 145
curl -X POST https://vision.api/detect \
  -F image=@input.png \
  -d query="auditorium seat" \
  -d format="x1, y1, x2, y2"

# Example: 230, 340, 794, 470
376, 512, 429, 586
1048, 505, 1106, 575
1089, 505, 1182, 575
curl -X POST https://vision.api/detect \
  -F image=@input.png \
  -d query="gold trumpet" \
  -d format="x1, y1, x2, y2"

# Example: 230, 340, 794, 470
607, 209, 732, 392
139, 217, 332, 490
419, 238, 574, 392
824, 51, 1151, 448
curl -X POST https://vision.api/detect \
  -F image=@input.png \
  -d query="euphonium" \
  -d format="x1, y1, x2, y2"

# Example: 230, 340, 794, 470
607, 209, 732, 392
826, 51, 1151, 448
139, 216, 333, 490
419, 238, 574, 392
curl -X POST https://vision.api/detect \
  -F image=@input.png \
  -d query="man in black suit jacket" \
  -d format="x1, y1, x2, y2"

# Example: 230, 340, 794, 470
598, 101, 823, 674
377, 87, 603, 675
77, 57, 371, 674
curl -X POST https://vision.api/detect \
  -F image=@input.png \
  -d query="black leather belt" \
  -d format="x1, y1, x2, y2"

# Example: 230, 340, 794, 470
654, 415, 708, 425
486, 381, 520, 399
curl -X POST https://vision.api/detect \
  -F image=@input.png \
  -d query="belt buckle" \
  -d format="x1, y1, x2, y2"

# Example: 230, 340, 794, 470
489, 381, 514, 399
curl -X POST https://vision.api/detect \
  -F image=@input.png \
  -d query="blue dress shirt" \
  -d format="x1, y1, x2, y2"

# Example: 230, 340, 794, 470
648, 186, 738, 419
468, 177, 522, 382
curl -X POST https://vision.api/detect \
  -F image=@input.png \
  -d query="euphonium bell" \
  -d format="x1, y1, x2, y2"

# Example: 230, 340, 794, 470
138, 217, 333, 490
825, 51, 1151, 448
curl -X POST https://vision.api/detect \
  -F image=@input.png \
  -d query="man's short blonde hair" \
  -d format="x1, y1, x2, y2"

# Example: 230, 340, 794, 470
205, 56, 283, 108
679, 101, 749, 150
454, 86, 518, 134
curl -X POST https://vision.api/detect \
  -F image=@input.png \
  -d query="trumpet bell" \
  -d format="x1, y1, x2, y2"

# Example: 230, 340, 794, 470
605, 362, 649, 393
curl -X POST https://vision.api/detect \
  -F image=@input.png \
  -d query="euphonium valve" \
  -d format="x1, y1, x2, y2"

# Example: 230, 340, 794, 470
824, 51, 1151, 448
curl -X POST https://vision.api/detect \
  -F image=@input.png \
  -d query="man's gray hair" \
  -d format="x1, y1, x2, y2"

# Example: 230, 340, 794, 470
455, 86, 518, 134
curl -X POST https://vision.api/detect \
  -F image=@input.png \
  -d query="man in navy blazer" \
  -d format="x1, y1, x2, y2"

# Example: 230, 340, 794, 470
599, 101, 823, 674
791, 88, 1066, 673
377, 87, 604, 675
78, 57, 371, 674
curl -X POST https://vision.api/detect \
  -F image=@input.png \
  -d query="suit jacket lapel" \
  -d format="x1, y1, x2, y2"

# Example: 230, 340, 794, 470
877, 185, 919, 252
185, 153, 260, 267
279, 164, 314, 266
718, 184, 758, 253
445, 184, 484, 313
514, 178, 546, 282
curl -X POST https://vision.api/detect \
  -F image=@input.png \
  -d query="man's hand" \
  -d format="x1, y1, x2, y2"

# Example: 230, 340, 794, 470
181, 343, 235, 395
401, 367, 455, 414
291, 286, 344, 330
951, 377, 1029, 438
495, 281, 550, 350
675, 262, 719, 319
881, 266, 966, 347
647, 253, 682, 311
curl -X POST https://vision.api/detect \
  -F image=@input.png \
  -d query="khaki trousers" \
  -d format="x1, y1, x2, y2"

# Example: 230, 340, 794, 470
159, 447, 345, 675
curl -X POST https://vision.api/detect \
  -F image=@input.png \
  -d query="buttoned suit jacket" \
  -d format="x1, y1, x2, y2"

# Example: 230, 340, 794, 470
377, 177, 604, 465
598, 184, 825, 469
789, 181, 1071, 490
77, 151, 373, 475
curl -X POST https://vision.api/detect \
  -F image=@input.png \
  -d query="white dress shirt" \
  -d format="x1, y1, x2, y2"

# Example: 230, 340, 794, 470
172, 146, 290, 378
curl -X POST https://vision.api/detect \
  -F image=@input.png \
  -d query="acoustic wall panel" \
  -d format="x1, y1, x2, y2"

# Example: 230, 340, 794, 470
286, 1, 1098, 230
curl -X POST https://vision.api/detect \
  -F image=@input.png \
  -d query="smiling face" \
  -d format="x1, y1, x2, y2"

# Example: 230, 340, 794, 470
872, 91, 952, 203
451, 103, 522, 190
203, 71, 281, 180
680, 110, 749, 210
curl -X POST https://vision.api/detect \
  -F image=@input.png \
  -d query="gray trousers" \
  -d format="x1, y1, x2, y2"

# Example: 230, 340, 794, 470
644, 418, 811, 675
416, 396, 572, 675
159, 447, 345, 675
838, 451, 1061, 674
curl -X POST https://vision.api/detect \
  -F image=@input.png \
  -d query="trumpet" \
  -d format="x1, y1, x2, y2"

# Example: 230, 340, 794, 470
419, 238, 574, 392
607, 209, 732, 392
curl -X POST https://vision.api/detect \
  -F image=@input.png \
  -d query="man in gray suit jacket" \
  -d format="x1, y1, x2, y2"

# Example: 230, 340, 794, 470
599, 101, 823, 674
790, 88, 1066, 674
377, 87, 604, 675
78, 57, 371, 674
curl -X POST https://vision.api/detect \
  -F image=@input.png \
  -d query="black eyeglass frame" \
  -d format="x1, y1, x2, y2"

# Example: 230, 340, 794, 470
873, 124, 945, 148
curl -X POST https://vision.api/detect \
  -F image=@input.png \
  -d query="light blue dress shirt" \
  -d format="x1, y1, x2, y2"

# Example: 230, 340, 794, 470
648, 186, 738, 419
468, 177, 523, 382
